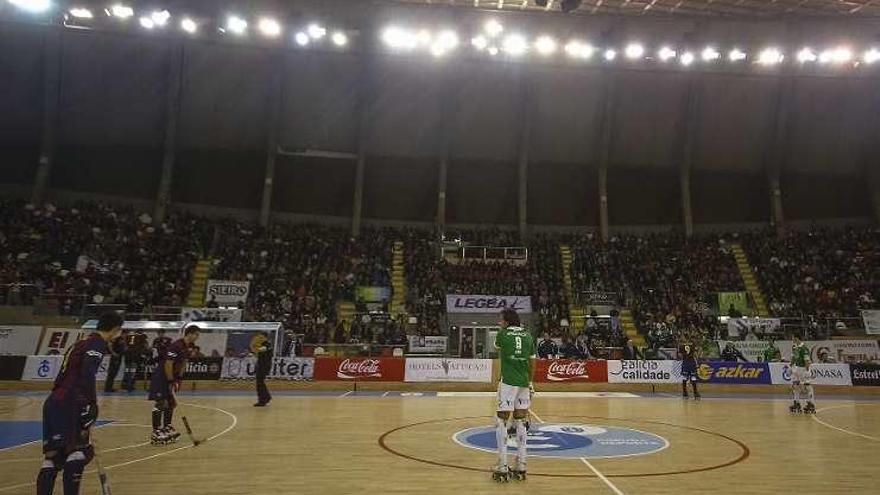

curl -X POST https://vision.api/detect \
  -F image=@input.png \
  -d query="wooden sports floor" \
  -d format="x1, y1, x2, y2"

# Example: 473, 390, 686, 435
1, 389, 879, 494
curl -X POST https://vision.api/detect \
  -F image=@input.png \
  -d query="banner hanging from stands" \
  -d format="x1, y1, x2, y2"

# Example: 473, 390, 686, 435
579, 291, 619, 307
356, 286, 392, 302
445, 295, 532, 314
407, 336, 448, 354
313, 358, 405, 381
205, 280, 250, 305
769, 363, 852, 386
717, 340, 779, 362
180, 307, 243, 323
221, 357, 314, 381
404, 358, 492, 382
696, 362, 771, 384
850, 364, 880, 386
534, 360, 607, 383
37, 328, 83, 355
726, 318, 781, 338
721, 339, 880, 363
0, 325, 43, 355
860, 310, 880, 335
607, 360, 682, 383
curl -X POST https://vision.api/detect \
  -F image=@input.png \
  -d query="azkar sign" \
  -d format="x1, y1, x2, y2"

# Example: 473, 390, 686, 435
696, 362, 770, 384
314, 358, 405, 381
534, 359, 607, 383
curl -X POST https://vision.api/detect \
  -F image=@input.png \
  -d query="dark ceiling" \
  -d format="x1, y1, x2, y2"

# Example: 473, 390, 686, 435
387, 0, 880, 18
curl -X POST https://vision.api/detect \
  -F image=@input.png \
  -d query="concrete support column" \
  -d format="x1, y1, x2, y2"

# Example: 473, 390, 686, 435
437, 154, 448, 233
31, 28, 62, 205
517, 76, 533, 241
259, 55, 284, 227
765, 75, 795, 234
679, 76, 701, 238
596, 74, 617, 243
351, 54, 375, 238
153, 43, 184, 223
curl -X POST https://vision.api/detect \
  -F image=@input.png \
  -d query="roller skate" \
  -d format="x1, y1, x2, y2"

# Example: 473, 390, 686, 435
693, 392, 701, 401
510, 462, 527, 481
150, 429, 165, 445
682, 392, 689, 399
163, 426, 181, 443
492, 465, 510, 483
789, 402, 803, 414
803, 402, 816, 414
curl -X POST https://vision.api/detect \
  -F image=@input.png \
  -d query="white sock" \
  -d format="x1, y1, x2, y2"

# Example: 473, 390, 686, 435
805, 385, 814, 403
792, 387, 800, 405
495, 417, 508, 469
514, 419, 527, 470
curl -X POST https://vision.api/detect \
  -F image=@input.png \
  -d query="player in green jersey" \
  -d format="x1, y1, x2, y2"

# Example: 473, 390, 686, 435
789, 334, 816, 414
493, 308, 535, 483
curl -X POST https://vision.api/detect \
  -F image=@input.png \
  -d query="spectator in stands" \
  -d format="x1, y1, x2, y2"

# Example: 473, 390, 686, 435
537, 332, 559, 359
761, 341, 782, 362
576, 333, 593, 359
720, 342, 748, 362
559, 335, 580, 359
206, 295, 219, 308
104, 331, 127, 393
727, 304, 742, 318
622, 339, 642, 360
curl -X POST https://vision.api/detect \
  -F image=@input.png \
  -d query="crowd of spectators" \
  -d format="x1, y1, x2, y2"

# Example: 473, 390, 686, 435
741, 227, 879, 319
0, 200, 210, 314
571, 232, 743, 345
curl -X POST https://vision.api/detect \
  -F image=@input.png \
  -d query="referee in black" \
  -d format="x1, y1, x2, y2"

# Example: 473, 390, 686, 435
251, 332, 273, 407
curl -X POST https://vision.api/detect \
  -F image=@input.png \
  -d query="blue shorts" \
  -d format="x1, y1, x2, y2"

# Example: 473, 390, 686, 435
42, 396, 87, 455
148, 374, 175, 406
681, 361, 697, 381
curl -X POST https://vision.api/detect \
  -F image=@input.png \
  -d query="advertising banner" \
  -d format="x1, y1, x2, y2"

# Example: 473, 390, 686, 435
407, 336, 448, 354
180, 307, 243, 323
769, 363, 852, 386
313, 358, 405, 381
607, 360, 682, 383
533, 360, 608, 383
803, 340, 880, 364
221, 357, 314, 381
205, 280, 250, 305
356, 286, 392, 302
696, 362, 771, 384
0, 325, 43, 355
22, 355, 112, 381
726, 318, 781, 338
404, 358, 492, 382
0, 356, 26, 380
850, 364, 880, 386
37, 329, 83, 355
862, 310, 880, 335
446, 295, 532, 314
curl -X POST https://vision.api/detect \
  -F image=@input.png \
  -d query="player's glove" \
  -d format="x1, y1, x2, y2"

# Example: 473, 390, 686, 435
79, 403, 98, 430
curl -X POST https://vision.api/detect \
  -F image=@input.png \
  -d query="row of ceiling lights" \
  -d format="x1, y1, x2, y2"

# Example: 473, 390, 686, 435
6, 1, 880, 68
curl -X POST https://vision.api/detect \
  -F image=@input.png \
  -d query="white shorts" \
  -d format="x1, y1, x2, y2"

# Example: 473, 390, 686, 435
791, 366, 811, 385
496, 382, 531, 412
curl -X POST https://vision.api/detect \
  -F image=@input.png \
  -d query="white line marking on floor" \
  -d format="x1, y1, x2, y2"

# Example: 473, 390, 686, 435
339, 391, 353, 397
811, 403, 880, 442
529, 410, 627, 495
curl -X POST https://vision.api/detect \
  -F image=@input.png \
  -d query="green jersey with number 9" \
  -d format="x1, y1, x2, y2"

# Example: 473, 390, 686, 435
495, 326, 535, 387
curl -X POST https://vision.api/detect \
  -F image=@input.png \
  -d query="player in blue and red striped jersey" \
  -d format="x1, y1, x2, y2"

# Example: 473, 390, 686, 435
148, 325, 200, 444
36, 312, 123, 495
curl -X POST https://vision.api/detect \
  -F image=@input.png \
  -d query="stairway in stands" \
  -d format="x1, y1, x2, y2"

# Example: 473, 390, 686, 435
390, 241, 407, 316
731, 243, 770, 317
560, 245, 645, 346
336, 300, 356, 329
559, 245, 585, 334
186, 259, 213, 307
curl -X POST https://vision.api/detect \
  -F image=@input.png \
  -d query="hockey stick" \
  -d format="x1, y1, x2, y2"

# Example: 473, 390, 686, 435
180, 416, 204, 447
91, 435, 112, 495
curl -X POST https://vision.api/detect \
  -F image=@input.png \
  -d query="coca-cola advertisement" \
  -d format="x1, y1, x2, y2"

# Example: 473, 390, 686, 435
314, 358, 405, 381
535, 359, 608, 383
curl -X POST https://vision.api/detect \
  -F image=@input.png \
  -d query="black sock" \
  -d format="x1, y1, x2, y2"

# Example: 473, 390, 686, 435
682, 382, 688, 394
62, 459, 85, 495
692, 381, 699, 395
152, 408, 162, 430
164, 408, 173, 428
36, 462, 58, 495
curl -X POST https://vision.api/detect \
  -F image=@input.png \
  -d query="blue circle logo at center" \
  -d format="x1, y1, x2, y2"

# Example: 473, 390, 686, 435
453, 423, 668, 459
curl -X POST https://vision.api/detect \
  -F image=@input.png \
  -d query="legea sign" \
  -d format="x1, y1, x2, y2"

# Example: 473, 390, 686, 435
445, 295, 532, 314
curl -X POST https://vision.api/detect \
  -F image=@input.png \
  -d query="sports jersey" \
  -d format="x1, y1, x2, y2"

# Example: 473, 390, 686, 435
791, 343, 810, 367
495, 326, 535, 387
50, 333, 108, 405
762, 345, 780, 362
